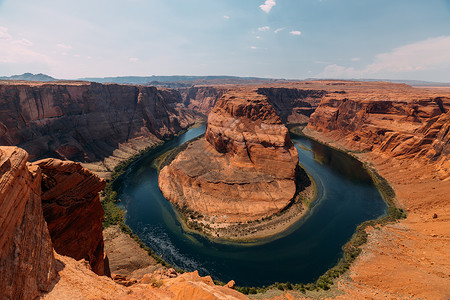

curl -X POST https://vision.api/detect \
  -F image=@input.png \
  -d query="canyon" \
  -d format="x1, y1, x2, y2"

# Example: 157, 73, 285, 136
159, 89, 301, 238
0, 80, 449, 299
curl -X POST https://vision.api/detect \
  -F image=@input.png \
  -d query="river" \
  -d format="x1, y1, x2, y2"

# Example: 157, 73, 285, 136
115, 124, 388, 286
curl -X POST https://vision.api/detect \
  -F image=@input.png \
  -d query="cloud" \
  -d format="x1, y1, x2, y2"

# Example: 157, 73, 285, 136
56, 43, 72, 49
0, 26, 12, 39
318, 36, 450, 78
129, 57, 139, 62
0, 27, 51, 64
256, 36, 261, 39
260, 0, 276, 13
258, 26, 270, 31
274, 27, 285, 34
250, 46, 257, 50
290, 30, 302, 36
223, 15, 230, 20
351, 57, 361, 61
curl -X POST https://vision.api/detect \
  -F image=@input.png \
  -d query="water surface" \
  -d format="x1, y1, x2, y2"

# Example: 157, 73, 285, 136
116, 125, 387, 286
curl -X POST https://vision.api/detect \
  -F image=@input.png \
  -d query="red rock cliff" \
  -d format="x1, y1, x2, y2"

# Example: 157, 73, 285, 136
159, 89, 299, 224
0, 147, 57, 300
33, 158, 109, 276
306, 81, 450, 178
0, 81, 197, 166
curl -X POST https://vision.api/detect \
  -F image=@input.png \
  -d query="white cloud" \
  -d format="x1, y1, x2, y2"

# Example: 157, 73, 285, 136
0, 27, 51, 64
290, 30, 302, 36
223, 15, 230, 20
129, 57, 139, 62
250, 46, 257, 50
0, 27, 12, 40
351, 57, 361, 61
256, 36, 261, 39
56, 43, 72, 49
318, 36, 450, 78
260, 0, 276, 13
258, 26, 270, 31
274, 27, 285, 34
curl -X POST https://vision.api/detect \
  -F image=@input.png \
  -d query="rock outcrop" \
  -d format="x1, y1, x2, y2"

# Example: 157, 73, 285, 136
257, 87, 325, 123
159, 89, 299, 224
0, 147, 57, 300
179, 86, 227, 115
0, 81, 198, 176
33, 158, 109, 276
306, 81, 450, 179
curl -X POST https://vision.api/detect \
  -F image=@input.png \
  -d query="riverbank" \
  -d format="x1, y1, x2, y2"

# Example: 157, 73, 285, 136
300, 127, 450, 299
157, 136, 317, 243
175, 168, 315, 243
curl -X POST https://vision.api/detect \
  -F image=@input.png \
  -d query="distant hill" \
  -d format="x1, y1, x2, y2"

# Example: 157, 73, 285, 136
0, 73, 56, 82
78, 75, 282, 85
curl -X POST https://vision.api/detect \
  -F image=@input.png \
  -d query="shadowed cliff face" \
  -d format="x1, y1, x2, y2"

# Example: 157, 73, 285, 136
33, 158, 109, 276
0, 81, 197, 163
159, 89, 299, 223
257, 87, 326, 124
0, 147, 57, 300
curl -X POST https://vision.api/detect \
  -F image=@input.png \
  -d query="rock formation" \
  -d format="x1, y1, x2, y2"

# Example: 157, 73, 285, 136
306, 81, 450, 179
178, 86, 227, 115
257, 87, 325, 123
159, 89, 299, 224
0, 81, 198, 177
0, 147, 57, 300
33, 158, 109, 276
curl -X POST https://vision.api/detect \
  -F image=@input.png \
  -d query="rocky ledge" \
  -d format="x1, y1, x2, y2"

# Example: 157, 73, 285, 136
159, 89, 299, 234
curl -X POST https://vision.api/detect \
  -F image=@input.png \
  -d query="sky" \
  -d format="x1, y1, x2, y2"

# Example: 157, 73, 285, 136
1, 0, 450, 82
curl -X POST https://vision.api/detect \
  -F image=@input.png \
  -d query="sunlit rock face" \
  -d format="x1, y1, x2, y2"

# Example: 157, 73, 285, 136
159, 89, 299, 223
0, 147, 57, 300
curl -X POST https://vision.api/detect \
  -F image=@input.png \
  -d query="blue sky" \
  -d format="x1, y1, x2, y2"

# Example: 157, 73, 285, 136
1, 0, 450, 81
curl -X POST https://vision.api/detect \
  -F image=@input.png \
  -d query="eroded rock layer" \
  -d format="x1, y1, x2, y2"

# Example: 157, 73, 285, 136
0, 147, 56, 300
0, 81, 198, 176
159, 89, 299, 223
306, 81, 450, 179
33, 158, 109, 276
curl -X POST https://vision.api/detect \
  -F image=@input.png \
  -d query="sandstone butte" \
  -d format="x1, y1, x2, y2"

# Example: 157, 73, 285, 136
1, 80, 450, 299
159, 89, 300, 226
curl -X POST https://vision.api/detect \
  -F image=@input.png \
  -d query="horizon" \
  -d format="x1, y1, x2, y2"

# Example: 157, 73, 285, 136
1, 0, 450, 82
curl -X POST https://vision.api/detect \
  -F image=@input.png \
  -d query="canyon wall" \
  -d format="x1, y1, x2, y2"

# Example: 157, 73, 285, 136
178, 86, 227, 115
159, 89, 299, 224
0, 147, 57, 300
257, 87, 325, 123
0, 81, 198, 176
34, 158, 109, 276
177, 86, 325, 123
306, 82, 450, 178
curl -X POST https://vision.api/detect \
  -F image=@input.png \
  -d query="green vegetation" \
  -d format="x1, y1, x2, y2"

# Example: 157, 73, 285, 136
100, 142, 187, 272
157, 133, 204, 171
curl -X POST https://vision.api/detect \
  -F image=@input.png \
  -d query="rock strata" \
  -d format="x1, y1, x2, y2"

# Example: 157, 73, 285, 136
33, 158, 109, 276
0, 81, 198, 177
306, 82, 450, 178
159, 89, 299, 225
0, 147, 57, 300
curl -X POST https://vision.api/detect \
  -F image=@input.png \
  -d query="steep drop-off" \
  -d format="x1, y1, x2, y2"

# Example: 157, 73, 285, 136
306, 82, 450, 178
0, 147, 57, 300
33, 158, 109, 276
159, 89, 299, 227
0, 81, 198, 177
